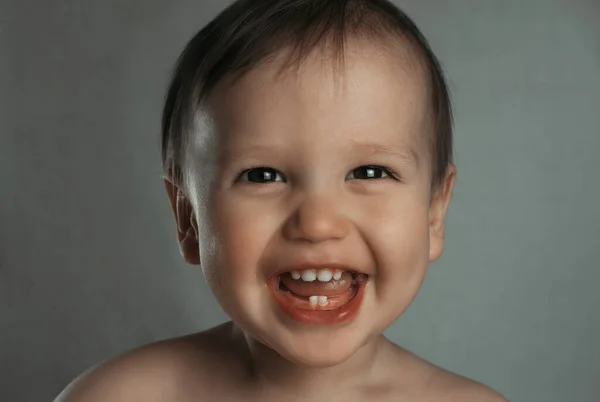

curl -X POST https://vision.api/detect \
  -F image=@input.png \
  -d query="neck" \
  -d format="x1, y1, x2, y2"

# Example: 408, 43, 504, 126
229, 323, 393, 395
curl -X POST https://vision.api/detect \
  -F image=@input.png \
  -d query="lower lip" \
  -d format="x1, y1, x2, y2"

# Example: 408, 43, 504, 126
267, 275, 367, 325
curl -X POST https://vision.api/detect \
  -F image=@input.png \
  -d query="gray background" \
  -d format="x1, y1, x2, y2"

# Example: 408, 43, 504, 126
1, 0, 599, 401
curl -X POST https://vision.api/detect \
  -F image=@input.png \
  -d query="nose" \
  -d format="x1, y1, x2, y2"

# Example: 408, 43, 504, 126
282, 193, 351, 243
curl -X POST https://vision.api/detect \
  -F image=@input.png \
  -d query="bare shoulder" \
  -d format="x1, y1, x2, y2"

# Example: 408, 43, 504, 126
389, 347, 507, 402
427, 368, 508, 401
54, 323, 236, 402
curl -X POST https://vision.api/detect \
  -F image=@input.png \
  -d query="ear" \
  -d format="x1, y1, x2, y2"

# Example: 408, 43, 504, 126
428, 165, 456, 262
163, 177, 201, 265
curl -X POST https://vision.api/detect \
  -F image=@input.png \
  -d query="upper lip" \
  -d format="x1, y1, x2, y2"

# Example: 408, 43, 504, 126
267, 262, 368, 279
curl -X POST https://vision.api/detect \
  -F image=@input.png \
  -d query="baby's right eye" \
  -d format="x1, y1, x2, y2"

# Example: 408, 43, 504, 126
237, 167, 286, 184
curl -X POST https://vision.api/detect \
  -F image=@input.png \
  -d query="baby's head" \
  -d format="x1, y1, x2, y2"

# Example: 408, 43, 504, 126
162, 0, 455, 367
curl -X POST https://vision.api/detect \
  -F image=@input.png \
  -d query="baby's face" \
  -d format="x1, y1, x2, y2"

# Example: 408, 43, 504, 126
178, 39, 453, 366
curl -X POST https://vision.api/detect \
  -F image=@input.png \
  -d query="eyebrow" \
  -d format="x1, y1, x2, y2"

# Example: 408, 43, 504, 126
347, 141, 420, 169
219, 144, 281, 164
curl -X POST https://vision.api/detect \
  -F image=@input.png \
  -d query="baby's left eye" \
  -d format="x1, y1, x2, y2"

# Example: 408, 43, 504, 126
346, 165, 393, 180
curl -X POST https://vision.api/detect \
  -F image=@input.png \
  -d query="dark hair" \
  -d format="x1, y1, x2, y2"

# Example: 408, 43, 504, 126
161, 0, 453, 193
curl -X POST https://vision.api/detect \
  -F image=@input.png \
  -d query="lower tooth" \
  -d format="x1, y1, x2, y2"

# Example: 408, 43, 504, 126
308, 295, 328, 307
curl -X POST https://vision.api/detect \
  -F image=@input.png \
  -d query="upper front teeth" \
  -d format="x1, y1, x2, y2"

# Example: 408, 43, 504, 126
301, 270, 317, 282
290, 269, 344, 282
317, 270, 333, 282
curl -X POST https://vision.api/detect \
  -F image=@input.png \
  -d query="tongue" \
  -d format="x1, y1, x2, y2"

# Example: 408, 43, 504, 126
280, 272, 353, 297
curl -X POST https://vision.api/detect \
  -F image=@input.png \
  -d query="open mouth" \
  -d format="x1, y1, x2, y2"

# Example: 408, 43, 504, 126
267, 267, 368, 325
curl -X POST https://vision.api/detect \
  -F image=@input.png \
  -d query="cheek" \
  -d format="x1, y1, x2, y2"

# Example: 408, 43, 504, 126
368, 192, 430, 282
203, 196, 279, 283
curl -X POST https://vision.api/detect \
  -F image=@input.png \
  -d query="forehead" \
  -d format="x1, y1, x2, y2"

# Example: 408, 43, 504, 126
203, 38, 430, 163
